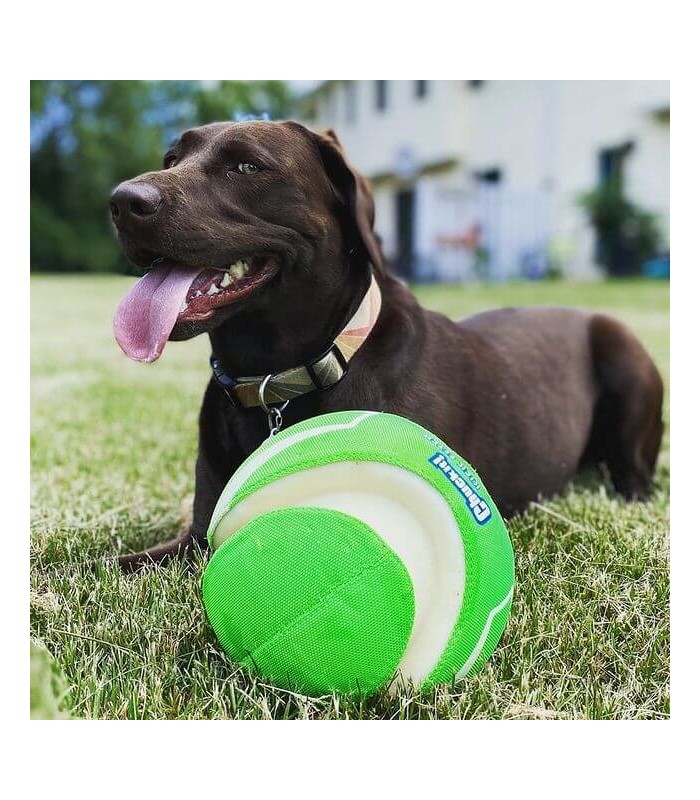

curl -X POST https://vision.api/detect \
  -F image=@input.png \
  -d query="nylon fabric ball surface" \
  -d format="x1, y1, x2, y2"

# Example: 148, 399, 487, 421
202, 410, 515, 697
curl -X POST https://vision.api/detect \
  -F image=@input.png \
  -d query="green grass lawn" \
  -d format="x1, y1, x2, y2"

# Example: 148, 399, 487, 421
30, 275, 669, 719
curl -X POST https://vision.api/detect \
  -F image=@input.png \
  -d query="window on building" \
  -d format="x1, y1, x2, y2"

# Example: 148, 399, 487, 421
474, 167, 502, 184
344, 81, 357, 124
375, 80, 388, 112
467, 80, 485, 90
599, 141, 635, 187
415, 80, 428, 99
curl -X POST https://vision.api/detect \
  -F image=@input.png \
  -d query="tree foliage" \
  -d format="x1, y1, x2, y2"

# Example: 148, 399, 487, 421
30, 80, 291, 273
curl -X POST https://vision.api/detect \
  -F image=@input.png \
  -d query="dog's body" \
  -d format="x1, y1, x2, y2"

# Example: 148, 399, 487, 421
109, 121, 663, 571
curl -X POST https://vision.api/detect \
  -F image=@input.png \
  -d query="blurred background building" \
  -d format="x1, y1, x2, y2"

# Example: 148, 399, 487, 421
297, 80, 670, 281
30, 80, 670, 281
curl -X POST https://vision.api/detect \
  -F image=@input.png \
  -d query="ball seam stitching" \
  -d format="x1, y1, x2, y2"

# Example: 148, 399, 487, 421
240, 552, 412, 682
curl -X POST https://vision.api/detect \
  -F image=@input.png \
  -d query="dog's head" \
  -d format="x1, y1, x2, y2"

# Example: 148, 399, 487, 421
110, 120, 382, 363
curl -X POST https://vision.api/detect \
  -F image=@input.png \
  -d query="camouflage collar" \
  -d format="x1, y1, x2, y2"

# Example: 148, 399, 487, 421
210, 275, 382, 410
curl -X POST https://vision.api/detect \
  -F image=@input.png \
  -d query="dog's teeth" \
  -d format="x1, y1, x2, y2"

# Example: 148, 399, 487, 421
195, 290, 203, 297
231, 260, 248, 280
220, 272, 232, 288
207, 283, 220, 296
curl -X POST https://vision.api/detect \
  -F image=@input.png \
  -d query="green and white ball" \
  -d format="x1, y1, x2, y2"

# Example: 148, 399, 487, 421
202, 411, 514, 697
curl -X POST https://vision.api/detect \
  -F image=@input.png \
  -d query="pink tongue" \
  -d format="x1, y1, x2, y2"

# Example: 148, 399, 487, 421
113, 263, 202, 362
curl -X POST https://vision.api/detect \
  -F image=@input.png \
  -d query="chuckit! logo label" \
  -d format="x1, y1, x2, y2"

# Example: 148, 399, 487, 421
428, 452, 492, 524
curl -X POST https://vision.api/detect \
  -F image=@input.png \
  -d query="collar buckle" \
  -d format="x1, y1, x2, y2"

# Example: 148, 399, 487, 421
304, 341, 348, 389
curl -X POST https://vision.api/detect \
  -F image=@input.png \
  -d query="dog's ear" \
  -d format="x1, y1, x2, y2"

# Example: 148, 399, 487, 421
312, 128, 385, 276
321, 128, 342, 147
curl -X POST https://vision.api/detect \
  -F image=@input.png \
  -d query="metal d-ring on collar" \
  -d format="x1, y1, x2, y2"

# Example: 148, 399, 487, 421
258, 374, 290, 437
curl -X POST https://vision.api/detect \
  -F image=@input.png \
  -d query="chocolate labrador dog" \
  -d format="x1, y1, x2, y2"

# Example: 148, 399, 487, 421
109, 120, 663, 571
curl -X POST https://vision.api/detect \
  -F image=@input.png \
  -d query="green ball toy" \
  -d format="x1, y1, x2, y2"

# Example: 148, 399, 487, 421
202, 411, 514, 697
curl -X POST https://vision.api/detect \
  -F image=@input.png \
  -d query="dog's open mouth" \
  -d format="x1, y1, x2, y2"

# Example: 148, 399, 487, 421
113, 255, 278, 363
179, 257, 278, 321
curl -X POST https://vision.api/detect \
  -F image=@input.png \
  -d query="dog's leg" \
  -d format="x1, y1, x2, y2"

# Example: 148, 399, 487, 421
588, 315, 664, 500
116, 446, 228, 572
117, 527, 198, 572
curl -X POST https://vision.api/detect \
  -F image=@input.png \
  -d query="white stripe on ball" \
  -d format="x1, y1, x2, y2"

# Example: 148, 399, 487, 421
208, 411, 379, 542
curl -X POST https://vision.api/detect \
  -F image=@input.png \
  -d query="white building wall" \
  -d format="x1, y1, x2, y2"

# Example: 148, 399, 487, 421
299, 80, 669, 281
305, 80, 469, 179
465, 81, 554, 189
464, 80, 670, 277
627, 111, 670, 241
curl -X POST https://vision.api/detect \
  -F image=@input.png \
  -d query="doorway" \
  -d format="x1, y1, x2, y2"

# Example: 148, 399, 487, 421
395, 188, 416, 279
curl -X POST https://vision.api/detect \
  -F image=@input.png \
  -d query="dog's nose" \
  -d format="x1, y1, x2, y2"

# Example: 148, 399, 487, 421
110, 181, 162, 225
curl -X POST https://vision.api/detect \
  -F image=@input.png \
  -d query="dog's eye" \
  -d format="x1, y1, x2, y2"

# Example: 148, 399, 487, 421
163, 153, 177, 169
234, 162, 261, 175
